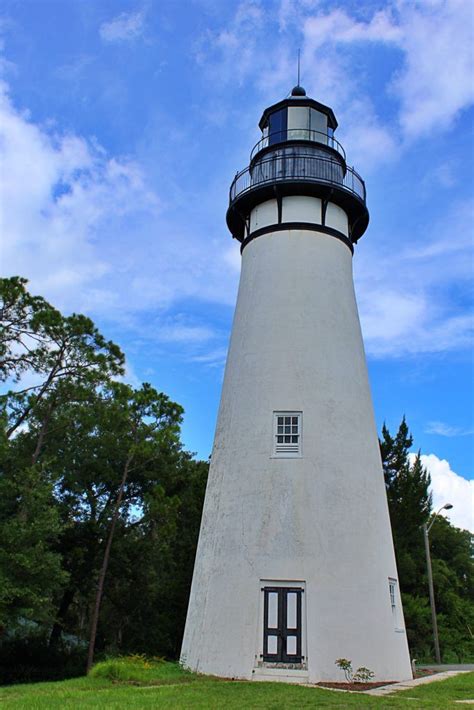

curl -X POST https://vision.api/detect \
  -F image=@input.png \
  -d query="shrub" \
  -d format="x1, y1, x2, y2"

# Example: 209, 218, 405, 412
335, 658, 375, 684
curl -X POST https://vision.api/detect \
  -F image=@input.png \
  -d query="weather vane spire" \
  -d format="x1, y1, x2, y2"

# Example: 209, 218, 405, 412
297, 48, 301, 86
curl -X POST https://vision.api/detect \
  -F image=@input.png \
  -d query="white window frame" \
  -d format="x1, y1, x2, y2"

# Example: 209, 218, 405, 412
272, 411, 302, 458
389, 577, 404, 632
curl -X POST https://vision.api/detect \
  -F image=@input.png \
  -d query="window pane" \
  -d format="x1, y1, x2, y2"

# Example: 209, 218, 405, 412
277, 425, 283, 434
267, 635, 278, 654
291, 435, 298, 443
277, 435, 283, 443
292, 425, 298, 433
287, 592, 297, 628
286, 635, 297, 655
277, 417, 284, 426
284, 435, 291, 443
267, 592, 278, 628
285, 425, 291, 434
292, 417, 298, 425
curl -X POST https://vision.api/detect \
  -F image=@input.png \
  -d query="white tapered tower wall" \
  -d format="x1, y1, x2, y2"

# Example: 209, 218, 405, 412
181, 210, 412, 681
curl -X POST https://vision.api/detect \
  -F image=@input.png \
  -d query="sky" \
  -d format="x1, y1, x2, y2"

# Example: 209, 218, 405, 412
0, 0, 473, 532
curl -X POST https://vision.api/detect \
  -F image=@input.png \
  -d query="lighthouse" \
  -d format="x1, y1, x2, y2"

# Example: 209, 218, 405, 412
181, 86, 412, 683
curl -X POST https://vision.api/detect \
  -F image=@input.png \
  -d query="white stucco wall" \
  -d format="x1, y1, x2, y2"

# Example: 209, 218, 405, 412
181, 228, 412, 683
325, 202, 349, 236
249, 199, 278, 232
282, 195, 321, 223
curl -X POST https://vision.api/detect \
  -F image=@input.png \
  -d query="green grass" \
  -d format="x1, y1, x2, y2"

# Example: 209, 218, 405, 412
0, 657, 472, 708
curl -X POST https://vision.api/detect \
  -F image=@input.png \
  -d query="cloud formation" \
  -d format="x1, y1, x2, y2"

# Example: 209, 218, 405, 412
0, 76, 237, 355
425, 421, 474, 438
355, 198, 474, 357
99, 10, 146, 43
0, 79, 159, 314
197, 0, 474, 165
411, 453, 474, 533
391, 0, 474, 138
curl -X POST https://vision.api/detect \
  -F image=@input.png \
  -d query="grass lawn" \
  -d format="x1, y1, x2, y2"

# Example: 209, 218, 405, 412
0, 658, 473, 709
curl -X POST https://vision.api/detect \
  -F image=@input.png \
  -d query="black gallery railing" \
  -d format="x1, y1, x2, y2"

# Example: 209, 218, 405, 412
250, 129, 346, 162
229, 155, 366, 205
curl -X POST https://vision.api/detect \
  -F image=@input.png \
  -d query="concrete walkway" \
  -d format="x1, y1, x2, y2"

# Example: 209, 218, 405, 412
418, 665, 474, 672
365, 670, 472, 696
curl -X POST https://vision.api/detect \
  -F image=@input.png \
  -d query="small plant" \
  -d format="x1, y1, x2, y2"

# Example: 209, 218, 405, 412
353, 666, 375, 683
335, 658, 353, 682
125, 653, 152, 669
335, 658, 375, 684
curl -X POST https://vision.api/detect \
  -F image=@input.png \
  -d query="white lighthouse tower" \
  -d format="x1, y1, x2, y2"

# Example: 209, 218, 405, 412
181, 86, 412, 683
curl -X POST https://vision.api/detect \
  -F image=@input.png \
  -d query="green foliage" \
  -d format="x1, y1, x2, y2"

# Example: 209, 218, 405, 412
0, 276, 124, 440
381, 419, 474, 662
0, 463, 67, 631
335, 657, 353, 682
334, 658, 374, 683
0, 277, 208, 680
353, 667, 375, 683
90, 656, 190, 684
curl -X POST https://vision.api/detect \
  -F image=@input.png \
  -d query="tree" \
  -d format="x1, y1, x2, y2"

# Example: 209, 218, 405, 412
83, 382, 184, 671
0, 277, 211, 682
0, 422, 66, 632
380, 419, 432, 596
380, 419, 474, 661
429, 516, 474, 661
0, 276, 124, 445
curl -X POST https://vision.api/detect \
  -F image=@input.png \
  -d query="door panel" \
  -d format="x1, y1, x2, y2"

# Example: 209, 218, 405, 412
263, 587, 303, 663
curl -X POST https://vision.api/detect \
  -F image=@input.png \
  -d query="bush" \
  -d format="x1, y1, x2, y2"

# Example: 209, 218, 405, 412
90, 655, 150, 682
90, 655, 189, 684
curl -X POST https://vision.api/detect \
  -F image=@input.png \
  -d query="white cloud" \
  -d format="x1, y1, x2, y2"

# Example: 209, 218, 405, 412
99, 10, 145, 43
223, 243, 241, 272
191, 347, 228, 368
197, 1, 473, 163
391, 0, 474, 139
303, 8, 401, 48
195, 0, 265, 86
0, 78, 158, 313
410, 453, 474, 533
354, 197, 473, 357
0, 75, 240, 354
158, 323, 216, 344
301, 1, 474, 142
425, 421, 474, 437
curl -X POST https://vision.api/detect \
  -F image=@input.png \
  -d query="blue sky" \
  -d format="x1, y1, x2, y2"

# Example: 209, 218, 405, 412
1, 0, 473, 530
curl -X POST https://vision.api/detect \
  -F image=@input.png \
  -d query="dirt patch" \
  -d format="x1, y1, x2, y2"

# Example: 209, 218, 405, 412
317, 681, 397, 692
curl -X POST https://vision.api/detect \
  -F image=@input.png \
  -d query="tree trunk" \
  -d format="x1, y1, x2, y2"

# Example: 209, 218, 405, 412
49, 587, 75, 648
6, 359, 61, 439
86, 452, 133, 673
31, 398, 55, 465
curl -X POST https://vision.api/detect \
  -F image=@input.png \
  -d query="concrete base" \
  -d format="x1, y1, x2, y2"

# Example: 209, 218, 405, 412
252, 668, 310, 684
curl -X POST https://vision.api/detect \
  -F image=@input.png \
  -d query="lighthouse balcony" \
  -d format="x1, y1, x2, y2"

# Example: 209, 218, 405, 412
231, 154, 365, 204
227, 153, 368, 243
